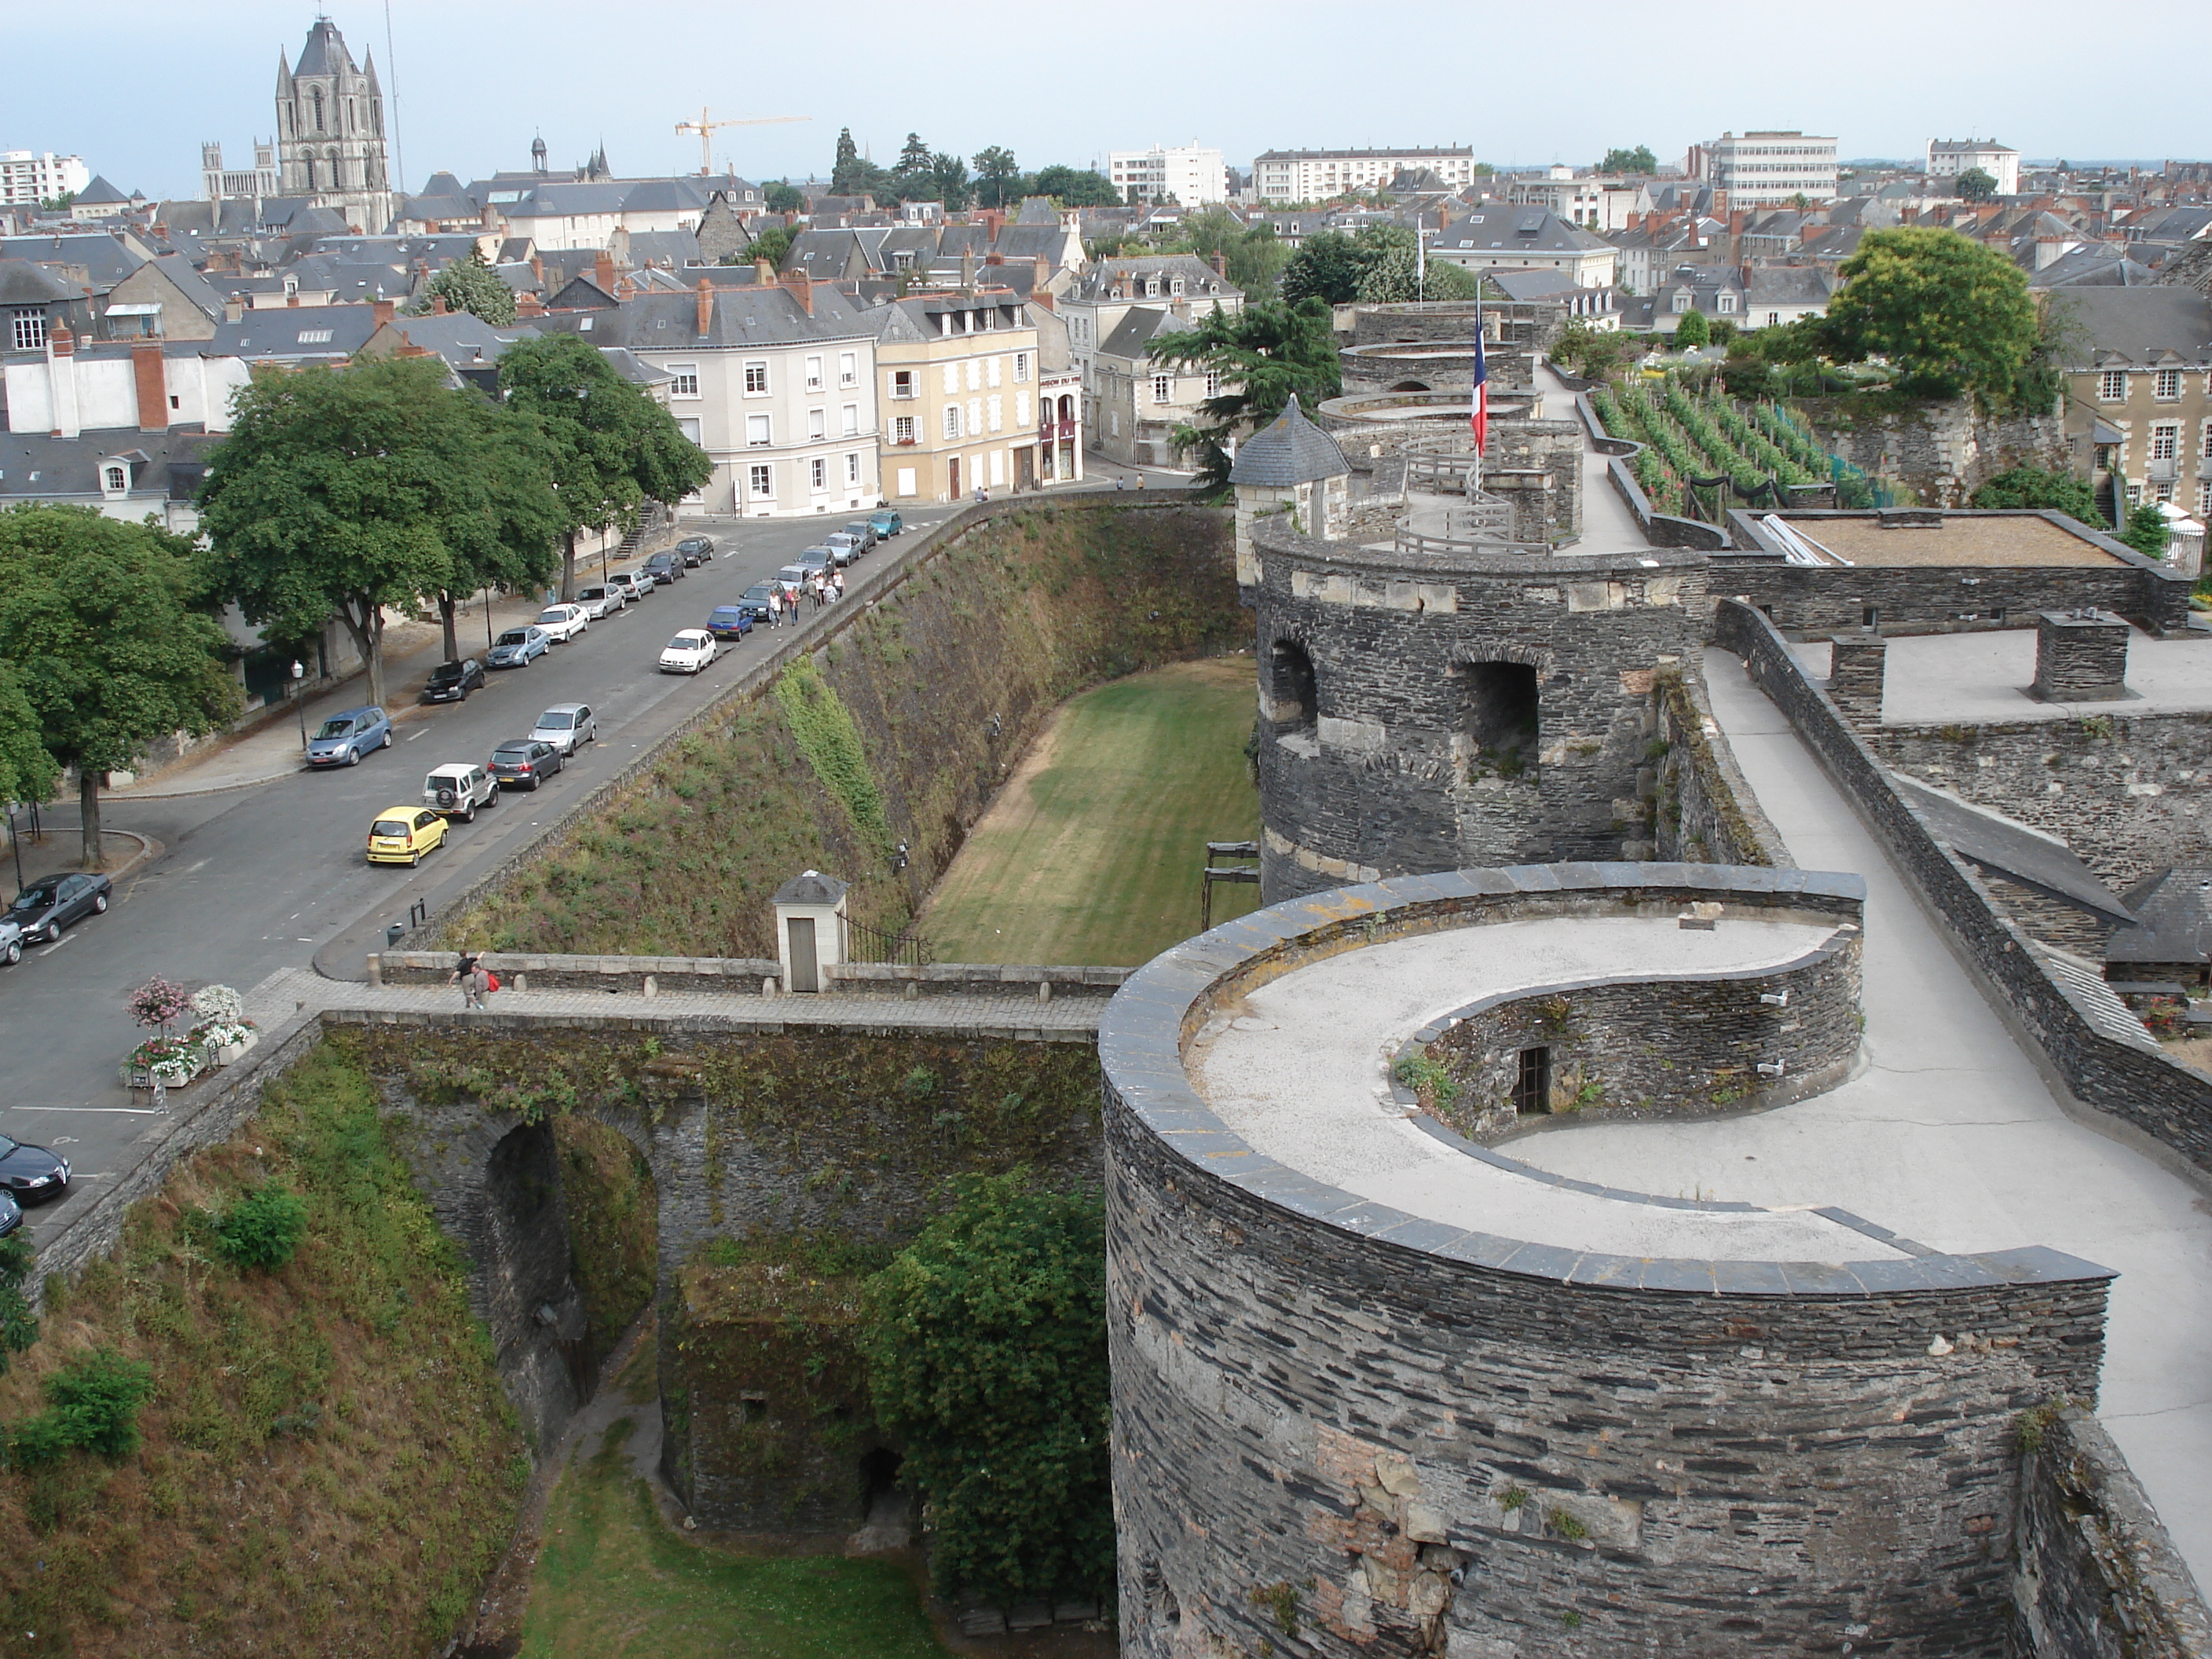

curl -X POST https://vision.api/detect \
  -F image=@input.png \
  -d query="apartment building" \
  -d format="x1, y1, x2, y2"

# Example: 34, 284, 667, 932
1108, 145, 1229, 207
1506, 169, 1650, 233
1927, 139, 2020, 198
0, 151, 91, 207
1426, 207, 1618, 288
866, 287, 1062, 500
1699, 132, 1838, 207
2060, 287, 2212, 521
1062, 255, 1244, 434
1253, 147, 1477, 203
1090, 308, 1220, 471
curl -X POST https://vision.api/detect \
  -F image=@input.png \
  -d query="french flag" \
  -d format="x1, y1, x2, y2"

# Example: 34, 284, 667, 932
1470, 313, 1489, 454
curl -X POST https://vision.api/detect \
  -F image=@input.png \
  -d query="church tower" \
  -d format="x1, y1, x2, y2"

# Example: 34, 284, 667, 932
274, 17, 392, 233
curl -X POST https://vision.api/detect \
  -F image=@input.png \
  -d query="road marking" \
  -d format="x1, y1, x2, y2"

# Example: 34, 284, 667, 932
13, 1105, 165, 1115
35, 933, 74, 957
408, 729, 427, 741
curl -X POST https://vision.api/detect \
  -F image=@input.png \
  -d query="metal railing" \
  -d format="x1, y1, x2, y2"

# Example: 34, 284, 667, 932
845, 915, 936, 968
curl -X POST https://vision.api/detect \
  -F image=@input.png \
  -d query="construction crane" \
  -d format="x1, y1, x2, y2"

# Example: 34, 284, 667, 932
674, 109, 811, 177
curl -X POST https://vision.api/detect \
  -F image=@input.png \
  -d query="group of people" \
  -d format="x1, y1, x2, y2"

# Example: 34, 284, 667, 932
758, 569, 844, 628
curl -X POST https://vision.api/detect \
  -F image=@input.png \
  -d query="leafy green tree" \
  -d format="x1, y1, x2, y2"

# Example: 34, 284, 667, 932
497, 334, 712, 601
4, 1349, 157, 1468
0, 506, 240, 866
0, 1236, 35, 1381
972, 146, 1024, 209
1031, 165, 1118, 207
1599, 145, 1658, 174
1818, 226, 2039, 400
1280, 230, 1369, 306
928, 152, 972, 212
1954, 167, 1998, 202
1970, 465, 2101, 527
764, 180, 804, 214
434, 398, 563, 657
212, 1184, 310, 1270
831, 127, 862, 192
199, 357, 542, 709
1356, 245, 1481, 303
2120, 500, 2173, 561
1147, 297, 1342, 486
411, 246, 517, 325
860, 1173, 1111, 1607
1674, 307, 1712, 348
894, 132, 934, 185
0, 661, 61, 811
830, 129, 895, 203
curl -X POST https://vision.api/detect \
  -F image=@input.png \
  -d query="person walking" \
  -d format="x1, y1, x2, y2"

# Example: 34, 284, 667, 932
449, 952, 489, 1012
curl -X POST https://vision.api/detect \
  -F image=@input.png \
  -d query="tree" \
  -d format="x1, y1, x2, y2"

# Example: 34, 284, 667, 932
972, 146, 1024, 210
893, 132, 934, 185
412, 246, 516, 325
764, 180, 804, 214
1969, 465, 2100, 527
1599, 145, 1658, 174
198, 357, 542, 709
496, 333, 712, 602
1818, 226, 2040, 400
860, 1172, 1111, 1608
2120, 500, 2173, 561
742, 223, 796, 269
1674, 307, 1712, 348
928, 152, 972, 213
1954, 167, 1998, 202
0, 505, 239, 866
1145, 297, 1342, 486
1280, 230, 1369, 306
1355, 245, 1481, 304
1030, 165, 1118, 207
0, 661, 61, 812
830, 129, 893, 203
434, 398, 563, 658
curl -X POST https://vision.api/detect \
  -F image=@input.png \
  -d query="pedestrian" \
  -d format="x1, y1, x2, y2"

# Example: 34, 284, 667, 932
449, 952, 489, 1012
1114, 474, 1125, 490
1136, 473, 1147, 489
974, 485, 987, 506
831, 571, 845, 602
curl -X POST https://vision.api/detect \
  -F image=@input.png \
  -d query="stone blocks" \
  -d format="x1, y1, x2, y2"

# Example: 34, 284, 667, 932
2031, 609, 2131, 702
1827, 630, 1890, 727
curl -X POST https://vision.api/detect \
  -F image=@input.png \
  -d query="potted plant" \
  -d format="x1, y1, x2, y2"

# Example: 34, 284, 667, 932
187, 983, 258, 1065
122, 975, 207, 1092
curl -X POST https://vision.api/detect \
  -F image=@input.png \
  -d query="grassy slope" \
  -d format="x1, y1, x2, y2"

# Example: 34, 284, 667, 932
921, 658, 1261, 965
0, 1038, 526, 1656
521, 1416, 947, 1659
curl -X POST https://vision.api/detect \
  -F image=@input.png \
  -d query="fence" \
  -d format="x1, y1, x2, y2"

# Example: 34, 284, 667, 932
846, 915, 936, 968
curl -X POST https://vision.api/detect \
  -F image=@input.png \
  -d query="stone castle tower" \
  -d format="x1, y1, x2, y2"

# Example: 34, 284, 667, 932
274, 17, 392, 233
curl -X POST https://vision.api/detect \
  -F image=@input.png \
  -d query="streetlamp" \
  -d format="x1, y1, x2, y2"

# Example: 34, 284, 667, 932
291, 659, 308, 753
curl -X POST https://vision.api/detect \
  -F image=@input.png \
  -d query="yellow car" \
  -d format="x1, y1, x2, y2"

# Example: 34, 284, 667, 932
367, 804, 448, 866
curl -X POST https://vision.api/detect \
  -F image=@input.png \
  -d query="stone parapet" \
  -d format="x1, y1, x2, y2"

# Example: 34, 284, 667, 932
2033, 608, 2132, 701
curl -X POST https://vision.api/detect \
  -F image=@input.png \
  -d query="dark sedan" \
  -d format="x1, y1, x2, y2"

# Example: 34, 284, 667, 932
0, 1133, 70, 1203
735, 583, 778, 622
423, 657, 487, 703
675, 535, 716, 566
643, 552, 685, 585
488, 738, 563, 790
5, 871, 112, 946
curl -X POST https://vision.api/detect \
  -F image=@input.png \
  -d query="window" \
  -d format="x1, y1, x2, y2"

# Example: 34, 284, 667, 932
1016, 391, 1031, 427
838, 351, 858, 387
987, 355, 1002, 389
846, 451, 861, 485
2199, 480, 2212, 517
968, 397, 982, 434
1672, 291, 1692, 313
1767, 311, 1781, 327
943, 405, 961, 440
965, 359, 981, 392
1152, 374, 1173, 404
892, 369, 917, 400
101, 464, 126, 493
746, 413, 771, 446
2155, 368, 2183, 401
744, 361, 768, 395
894, 415, 916, 444
941, 363, 959, 395
11, 309, 46, 350
809, 456, 826, 490
1716, 291, 1737, 313
669, 363, 700, 398
2152, 423, 2179, 460
808, 408, 826, 441
1512, 1047, 1551, 1115
749, 463, 772, 496
842, 404, 859, 437
987, 395, 1002, 433
804, 355, 823, 390
677, 416, 702, 443
897, 466, 917, 496
1206, 370, 1221, 398
2099, 370, 2127, 401
1013, 351, 1031, 383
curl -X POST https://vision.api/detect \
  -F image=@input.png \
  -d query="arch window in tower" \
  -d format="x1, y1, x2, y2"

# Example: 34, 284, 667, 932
311, 87, 325, 132
1267, 639, 1318, 735
304, 156, 317, 190
327, 148, 343, 188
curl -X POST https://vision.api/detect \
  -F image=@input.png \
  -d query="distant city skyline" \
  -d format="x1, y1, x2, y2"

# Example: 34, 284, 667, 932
12, 0, 2210, 204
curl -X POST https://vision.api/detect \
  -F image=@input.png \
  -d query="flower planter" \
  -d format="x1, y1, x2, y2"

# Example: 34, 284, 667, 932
213, 1032, 258, 1067
121, 1046, 210, 1092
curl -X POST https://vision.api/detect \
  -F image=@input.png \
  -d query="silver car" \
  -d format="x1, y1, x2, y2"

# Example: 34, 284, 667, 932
530, 701, 598, 756
573, 583, 625, 619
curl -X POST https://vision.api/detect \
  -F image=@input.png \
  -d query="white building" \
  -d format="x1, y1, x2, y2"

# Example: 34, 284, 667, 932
1927, 139, 2020, 198
0, 151, 91, 207
1108, 145, 1229, 207
1699, 131, 1838, 207
1505, 170, 1651, 233
1253, 147, 1477, 204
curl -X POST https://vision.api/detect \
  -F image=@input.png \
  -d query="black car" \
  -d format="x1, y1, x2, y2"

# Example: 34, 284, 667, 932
488, 738, 563, 790
674, 535, 716, 566
423, 657, 487, 703
643, 552, 685, 585
0, 1133, 70, 1204
6, 871, 112, 945
736, 582, 779, 622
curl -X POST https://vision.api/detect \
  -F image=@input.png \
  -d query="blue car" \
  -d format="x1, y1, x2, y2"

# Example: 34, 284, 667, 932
486, 625, 552, 668
869, 509, 903, 537
306, 705, 393, 767
705, 605, 754, 641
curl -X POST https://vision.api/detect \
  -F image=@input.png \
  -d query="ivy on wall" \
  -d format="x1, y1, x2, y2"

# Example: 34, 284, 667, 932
773, 655, 891, 854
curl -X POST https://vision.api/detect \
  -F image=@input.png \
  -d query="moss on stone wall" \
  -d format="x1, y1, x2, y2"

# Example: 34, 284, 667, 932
552, 1115, 658, 1361
438, 501, 1242, 959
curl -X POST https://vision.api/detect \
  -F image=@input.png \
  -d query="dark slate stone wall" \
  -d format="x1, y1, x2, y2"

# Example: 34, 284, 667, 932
1251, 514, 1708, 901
1650, 666, 1790, 866
2032, 610, 2131, 701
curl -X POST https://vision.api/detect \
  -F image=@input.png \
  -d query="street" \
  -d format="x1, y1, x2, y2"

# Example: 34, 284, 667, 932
0, 503, 969, 1248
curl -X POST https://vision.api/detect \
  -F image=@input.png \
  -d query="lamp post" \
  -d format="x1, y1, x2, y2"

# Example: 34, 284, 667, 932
291, 659, 308, 753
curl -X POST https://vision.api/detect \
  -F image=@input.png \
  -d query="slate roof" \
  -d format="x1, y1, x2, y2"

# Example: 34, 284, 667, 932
530, 284, 872, 350
1745, 266, 1838, 306
617, 229, 704, 268
0, 427, 218, 504
372, 310, 539, 370
1892, 775, 2136, 925
2111, 868, 2212, 966
1436, 206, 1609, 255
0, 259, 76, 306
2031, 244, 2160, 290
209, 303, 383, 363
2050, 287, 2212, 368
773, 870, 848, 905
1096, 305, 1191, 361
0, 232, 144, 287
74, 175, 131, 207
1228, 395, 1349, 487
1483, 267, 1577, 299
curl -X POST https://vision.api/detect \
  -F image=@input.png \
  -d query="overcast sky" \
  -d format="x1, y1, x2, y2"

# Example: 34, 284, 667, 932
17, 0, 2211, 202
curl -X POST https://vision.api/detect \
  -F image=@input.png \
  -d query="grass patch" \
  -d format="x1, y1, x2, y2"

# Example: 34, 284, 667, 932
921, 658, 1260, 965
520, 1417, 948, 1658
0, 1037, 526, 1655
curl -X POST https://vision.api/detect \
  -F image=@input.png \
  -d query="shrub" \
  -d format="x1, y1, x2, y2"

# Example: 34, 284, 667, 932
0, 1236, 35, 1379
2120, 501, 2173, 562
212, 1184, 309, 1271
1673, 309, 1711, 349
1970, 465, 2101, 528
5, 1350, 156, 1468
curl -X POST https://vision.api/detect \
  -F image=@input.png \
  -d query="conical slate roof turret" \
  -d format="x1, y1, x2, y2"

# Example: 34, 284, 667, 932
1228, 394, 1350, 487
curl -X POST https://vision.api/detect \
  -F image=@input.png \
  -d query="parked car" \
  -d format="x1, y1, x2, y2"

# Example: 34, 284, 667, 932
5, 871, 112, 946
0, 1132, 71, 1203
423, 762, 500, 822
530, 702, 598, 756
660, 628, 718, 674
534, 602, 591, 642
736, 583, 779, 621
306, 705, 392, 767
705, 605, 754, 641
366, 804, 448, 866
870, 509, 903, 538
574, 583, 626, 618
488, 738, 563, 790
643, 551, 685, 585
821, 533, 862, 567
674, 535, 716, 566
606, 570, 653, 602
487, 625, 552, 668
774, 563, 811, 593
0, 1191, 20, 1238
798, 546, 837, 573
0, 917, 23, 967
840, 521, 879, 552
422, 658, 486, 703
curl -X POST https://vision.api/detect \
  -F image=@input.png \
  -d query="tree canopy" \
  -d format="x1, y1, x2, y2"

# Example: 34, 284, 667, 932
1969, 465, 2100, 528
1355, 244, 1483, 305
1148, 207, 1290, 298
1673, 307, 1712, 348
410, 246, 516, 326
0, 505, 239, 863
1817, 227, 2040, 400
1954, 167, 1998, 202
763, 181, 804, 214
1145, 297, 1342, 487
2119, 500, 2173, 561
1030, 165, 1117, 207
1599, 145, 1659, 174
971, 146, 1023, 209
1278, 225, 1460, 307
859, 1172, 1111, 1609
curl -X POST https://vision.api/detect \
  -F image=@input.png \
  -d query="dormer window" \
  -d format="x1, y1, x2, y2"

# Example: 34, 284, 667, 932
1170, 277, 1185, 296
1716, 292, 1737, 314
101, 463, 128, 495
1672, 291, 1693, 313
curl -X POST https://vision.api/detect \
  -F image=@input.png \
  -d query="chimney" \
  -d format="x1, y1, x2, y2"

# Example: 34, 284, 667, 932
132, 339, 168, 432
224, 297, 244, 323
1034, 253, 1050, 288
372, 298, 396, 328
287, 292, 300, 307
1212, 251, 1227, 279
755, 256, 775, 284
432, 294, 449, 315
780, 269, 813, 314
394, 331, 431, 358
530, 253, 544, 284
961, 246, 976, 290
515, 291, 545, 317
47, 327, 79, 439
697, 277, 715, 335
595, 250, 616, 293
985, 251, 1005, 266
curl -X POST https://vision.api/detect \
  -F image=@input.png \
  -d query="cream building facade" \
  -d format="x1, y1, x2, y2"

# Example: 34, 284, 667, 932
867, 288, 1053, 500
